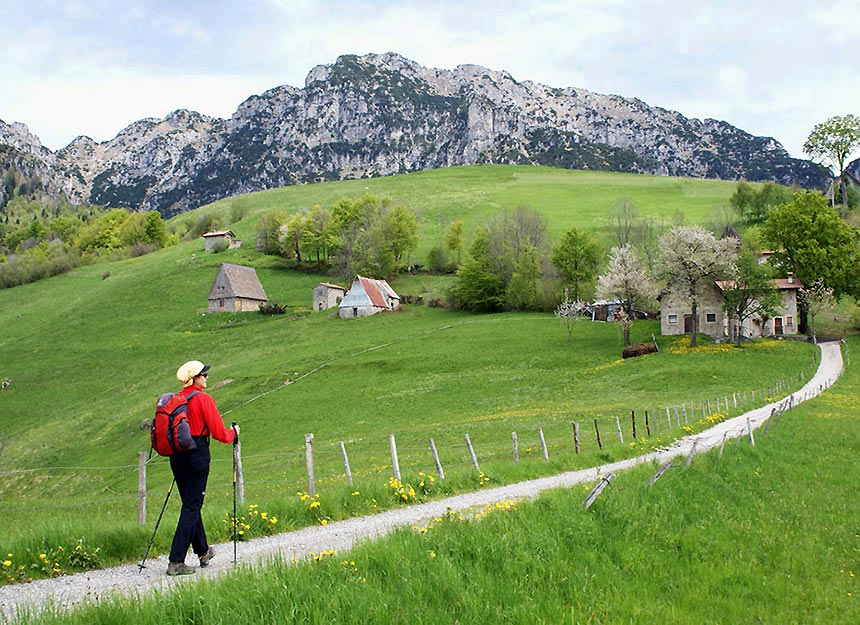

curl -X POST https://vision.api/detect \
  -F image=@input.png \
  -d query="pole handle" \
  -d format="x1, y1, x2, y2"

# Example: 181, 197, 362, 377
232, 421, 239, 444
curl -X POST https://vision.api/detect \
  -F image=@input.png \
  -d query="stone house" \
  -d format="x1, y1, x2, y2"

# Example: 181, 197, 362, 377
207, 263, 268, 313
202, 229, 241, 252
313, 282, 345, 311
660, 276, 801, 340
338, 275, 400, 319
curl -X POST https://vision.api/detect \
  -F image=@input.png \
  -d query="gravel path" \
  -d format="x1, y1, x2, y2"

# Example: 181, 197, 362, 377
0, 342, 843, 622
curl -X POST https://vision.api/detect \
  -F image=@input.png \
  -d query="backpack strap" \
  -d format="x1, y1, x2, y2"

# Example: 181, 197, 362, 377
184, 390, 209, 437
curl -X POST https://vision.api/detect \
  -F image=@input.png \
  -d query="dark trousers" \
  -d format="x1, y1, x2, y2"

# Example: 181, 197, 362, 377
168, 438, 211, 563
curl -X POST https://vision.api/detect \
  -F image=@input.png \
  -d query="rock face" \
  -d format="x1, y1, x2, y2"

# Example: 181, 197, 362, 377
1, 53, 830, 217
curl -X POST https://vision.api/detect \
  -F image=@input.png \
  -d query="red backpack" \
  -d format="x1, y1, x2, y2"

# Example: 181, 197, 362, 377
151, 391, 199, 456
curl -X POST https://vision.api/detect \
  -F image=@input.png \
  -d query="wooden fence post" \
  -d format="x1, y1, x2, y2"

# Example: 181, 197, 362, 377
685, 440, 698, 466
648, 462, 672, 487
512, 431, 519, 465
137, 451, 146, 526
305, 433, 315, 497
429, 438, 445, 480
645, 410, 651, 437
573, 422, 580, 454
389, 434, 401, 481
666, 407, 672, 430
631, 410, 637, 439
584, 473, 615, 509
234, 434, 245, 505
593, 419, 603, 450
615, 416, 624, 445
682, 404, 688, 424
464, 434, 480, 473
538, 427, 549, 461
718, 432, 728, 458
747, 417, 755, 447
339, 441, 353, 486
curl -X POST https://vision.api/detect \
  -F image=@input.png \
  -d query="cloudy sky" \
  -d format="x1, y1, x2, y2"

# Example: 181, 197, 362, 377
2, 0, 857, 160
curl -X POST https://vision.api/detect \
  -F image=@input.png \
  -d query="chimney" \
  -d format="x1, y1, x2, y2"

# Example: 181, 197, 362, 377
787, 272, 794, 284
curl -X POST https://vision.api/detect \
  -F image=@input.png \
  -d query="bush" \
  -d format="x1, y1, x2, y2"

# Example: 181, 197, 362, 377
621, 342, 658, 359
259, 301, 288, 315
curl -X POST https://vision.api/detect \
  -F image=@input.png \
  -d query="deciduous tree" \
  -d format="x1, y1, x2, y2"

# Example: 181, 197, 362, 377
657, 226, 737, 347
760, 191, 859, 299
721, 251, 780, 347
803, 114, 860, 214
551, 228, 602, 302
596, 244, 655, 346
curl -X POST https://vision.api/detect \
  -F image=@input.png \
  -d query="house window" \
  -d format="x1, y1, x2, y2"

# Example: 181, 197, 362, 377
787, 316, 794, 326
706, 313, 717, 323
668, 314, 678, 323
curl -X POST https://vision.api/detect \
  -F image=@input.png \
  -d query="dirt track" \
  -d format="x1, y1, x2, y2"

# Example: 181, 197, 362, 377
0, 342, 843, 622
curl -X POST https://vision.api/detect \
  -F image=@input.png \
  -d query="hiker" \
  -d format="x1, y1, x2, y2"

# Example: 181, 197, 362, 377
166, 360, 239, 576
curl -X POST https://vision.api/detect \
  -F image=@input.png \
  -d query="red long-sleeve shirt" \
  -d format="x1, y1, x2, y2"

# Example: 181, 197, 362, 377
180, 385, 236, 444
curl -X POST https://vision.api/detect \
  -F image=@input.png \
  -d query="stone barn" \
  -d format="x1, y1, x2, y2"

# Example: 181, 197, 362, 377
338, 275, 400, 319
313, 282, 345, 311
208, 263, 268, 313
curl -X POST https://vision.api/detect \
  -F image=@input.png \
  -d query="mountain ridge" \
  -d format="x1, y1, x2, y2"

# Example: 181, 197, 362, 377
1, 52, 829, 216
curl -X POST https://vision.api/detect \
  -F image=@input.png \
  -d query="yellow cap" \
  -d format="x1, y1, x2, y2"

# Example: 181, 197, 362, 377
176, 360, 210, 387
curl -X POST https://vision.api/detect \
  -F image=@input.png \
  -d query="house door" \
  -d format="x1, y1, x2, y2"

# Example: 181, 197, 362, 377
774, 317, 783, 335
684, 314, 696, 333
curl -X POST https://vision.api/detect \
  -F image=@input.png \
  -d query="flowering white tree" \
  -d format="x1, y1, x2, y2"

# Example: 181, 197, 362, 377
597, 244, 655, 346
554, 298, 589, 344
658, 225, 738, 347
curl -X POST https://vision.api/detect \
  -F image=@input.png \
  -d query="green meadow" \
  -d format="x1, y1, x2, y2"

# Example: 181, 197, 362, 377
0, 165, 833, 597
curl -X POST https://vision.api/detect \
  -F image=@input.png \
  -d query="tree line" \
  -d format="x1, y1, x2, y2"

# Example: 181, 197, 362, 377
0, 197, 173, 289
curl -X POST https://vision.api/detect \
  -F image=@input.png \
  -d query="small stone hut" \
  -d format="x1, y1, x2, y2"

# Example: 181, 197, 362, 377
313, 282, 345, 311
202, 230, 240, 252
338, 276, 400, 319
208, 263, 268, 313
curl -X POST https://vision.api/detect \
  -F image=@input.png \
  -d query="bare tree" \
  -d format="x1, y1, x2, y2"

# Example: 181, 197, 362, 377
597, 244, 655, 346
608, 198, 638, 248
657, 226, 737, 347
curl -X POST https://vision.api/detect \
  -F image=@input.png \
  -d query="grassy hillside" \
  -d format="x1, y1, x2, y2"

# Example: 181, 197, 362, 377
19, 345, 860, 624
0, 165, 818, 572
177, 164, 740, 256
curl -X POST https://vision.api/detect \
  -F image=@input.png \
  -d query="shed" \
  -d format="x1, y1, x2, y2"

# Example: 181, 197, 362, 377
207, 263, 268, 313
590, 299, 624, 322
202, 229, 240, 252
338, 275, 400, 319
313, 282, 345, 311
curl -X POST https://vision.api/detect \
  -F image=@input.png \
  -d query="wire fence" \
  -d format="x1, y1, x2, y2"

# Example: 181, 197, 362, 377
0, 352, 821, 524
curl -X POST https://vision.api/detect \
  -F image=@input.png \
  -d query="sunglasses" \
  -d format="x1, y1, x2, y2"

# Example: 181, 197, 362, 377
198, 372, 208, 378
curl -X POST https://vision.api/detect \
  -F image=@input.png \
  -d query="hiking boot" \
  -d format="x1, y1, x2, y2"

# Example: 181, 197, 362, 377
166, 561, 195, 576
198, 547, 216, 567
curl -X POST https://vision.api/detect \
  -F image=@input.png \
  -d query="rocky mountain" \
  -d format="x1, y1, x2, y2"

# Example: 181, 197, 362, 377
848, 157, 860, 182
1, 52, 830, 217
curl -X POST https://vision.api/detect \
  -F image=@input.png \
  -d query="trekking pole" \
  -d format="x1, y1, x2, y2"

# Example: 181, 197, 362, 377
232, 422, 239, 565
138, 478, 175, 573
